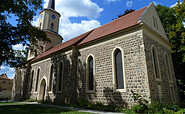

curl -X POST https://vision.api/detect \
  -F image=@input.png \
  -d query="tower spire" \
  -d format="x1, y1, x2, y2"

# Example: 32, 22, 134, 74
47, 0, 55, 10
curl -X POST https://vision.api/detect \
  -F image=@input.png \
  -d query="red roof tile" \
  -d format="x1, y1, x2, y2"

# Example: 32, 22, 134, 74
31, 6, 147, 62
0, 74, 9, 80
32, 30, 93, 61
78, 7, 147, 45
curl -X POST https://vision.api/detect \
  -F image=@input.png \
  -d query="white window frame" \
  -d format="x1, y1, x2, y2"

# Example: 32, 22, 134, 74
112, 47, 126, 92
151, 45, 161, 81
86, 54, 95, 93
35, 67, 41, 93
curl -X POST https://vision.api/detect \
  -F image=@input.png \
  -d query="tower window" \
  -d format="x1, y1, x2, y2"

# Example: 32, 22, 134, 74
50, 23, 54, 31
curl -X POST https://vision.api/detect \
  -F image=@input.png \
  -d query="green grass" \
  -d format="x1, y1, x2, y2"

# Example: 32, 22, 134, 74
0, 103, 91, 114
0, 102, 20, 105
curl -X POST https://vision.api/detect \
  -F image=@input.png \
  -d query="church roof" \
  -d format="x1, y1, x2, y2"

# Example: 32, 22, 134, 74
31, 6, 147, 62
0, 74, 9, 80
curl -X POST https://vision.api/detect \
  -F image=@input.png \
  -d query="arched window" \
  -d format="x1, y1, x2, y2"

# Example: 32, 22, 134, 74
152, 47, 161, 79
35, 68, 40, 92
58, 62, 63, 91
49, 65, 53, 91
30, 70, 34, 92
87, 56, 94, 91
165, 54, 172, 82
114, 49, 124, 89
50, 23, 54, 31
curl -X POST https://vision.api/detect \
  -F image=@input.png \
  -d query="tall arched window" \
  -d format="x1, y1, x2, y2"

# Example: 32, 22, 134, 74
58, 62, 63, 91
87, 56, 94, 91
50, 23, 54, 31
152, 47, 161, 79
165, 53, 172, 82
49, 65, 53, 91
30, 70, 34, 92
114, 49, 124, 89
35, 68, 40, 92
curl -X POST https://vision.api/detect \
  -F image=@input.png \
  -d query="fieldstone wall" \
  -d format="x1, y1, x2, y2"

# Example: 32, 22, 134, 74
26, 28, 178, 107
143, 35, 179, 103
76, 29, 150, 107
30, 51, 78, 103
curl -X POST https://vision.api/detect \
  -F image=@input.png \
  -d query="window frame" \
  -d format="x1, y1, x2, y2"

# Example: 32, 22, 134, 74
29, 70, 34, 93
48, 64, 54, 92
112, 47, 126, 92
170, 84, 176, 103
86, 54, 95, 93
56, 61, 64, 93
35, 68, 40, 92
50, 23, 54, 31
151, 46, 161, 81
164, 53, 173, 83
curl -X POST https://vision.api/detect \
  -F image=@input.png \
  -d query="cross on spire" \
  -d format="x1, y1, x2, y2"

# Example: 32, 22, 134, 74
47, 0, 55, 10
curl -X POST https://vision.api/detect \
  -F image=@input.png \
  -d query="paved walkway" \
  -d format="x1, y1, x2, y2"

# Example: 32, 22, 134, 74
39, 103, 124, 114
1, 101, 124, 114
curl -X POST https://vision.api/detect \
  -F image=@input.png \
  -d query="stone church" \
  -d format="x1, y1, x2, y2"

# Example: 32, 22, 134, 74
12, 0, 179, 107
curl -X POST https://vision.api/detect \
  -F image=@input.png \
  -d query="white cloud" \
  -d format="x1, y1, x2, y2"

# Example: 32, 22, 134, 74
170, 2, 182, 8
107, 0, 120, 3
0, 66, 15, 79
12, 44, 26, 50
42, 0, 103, 41
32, 15, 39, 27
153, 2, 162, 6
61, 20, 100, 41
126, 0, 133, 8
44, 0, 103, 19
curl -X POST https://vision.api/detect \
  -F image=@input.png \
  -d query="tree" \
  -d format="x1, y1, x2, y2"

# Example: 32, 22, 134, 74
0, 0, 50, 67
156, 1, 185, 100
112, 9, 135, 20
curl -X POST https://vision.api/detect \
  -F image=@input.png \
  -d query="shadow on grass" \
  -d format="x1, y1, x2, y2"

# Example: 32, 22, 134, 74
0, 104, 86, 114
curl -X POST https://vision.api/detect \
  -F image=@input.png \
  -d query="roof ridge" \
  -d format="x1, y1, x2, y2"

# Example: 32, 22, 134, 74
96, 6, 147, 30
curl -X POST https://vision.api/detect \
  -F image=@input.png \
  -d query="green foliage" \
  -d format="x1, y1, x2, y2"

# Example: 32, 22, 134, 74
130, 91, 185, 113
131, 90, 148, 113
0, 0, 50, 67
156, 1, 185, 99
112, 9, 135, 20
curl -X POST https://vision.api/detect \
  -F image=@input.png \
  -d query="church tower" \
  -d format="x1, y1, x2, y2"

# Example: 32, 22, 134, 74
28, 0, 63, 60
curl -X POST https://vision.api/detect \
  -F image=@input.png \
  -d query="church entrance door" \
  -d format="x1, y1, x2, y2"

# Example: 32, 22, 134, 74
39, 79, 46, 101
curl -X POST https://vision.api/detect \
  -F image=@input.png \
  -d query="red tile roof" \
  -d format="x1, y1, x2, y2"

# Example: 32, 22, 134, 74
78, 7, 147, 45
32, 30, 93, 61
31, 6, 147, 62
0, 74, 9, 80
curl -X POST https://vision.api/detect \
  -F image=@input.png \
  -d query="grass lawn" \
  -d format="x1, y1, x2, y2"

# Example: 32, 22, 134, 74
0, 103, 91, 114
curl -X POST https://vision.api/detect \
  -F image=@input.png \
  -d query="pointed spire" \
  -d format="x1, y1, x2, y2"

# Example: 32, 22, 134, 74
47, 0, 55, 10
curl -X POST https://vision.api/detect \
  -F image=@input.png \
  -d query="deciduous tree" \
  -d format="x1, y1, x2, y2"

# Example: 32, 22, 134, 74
0, 0, 50, 67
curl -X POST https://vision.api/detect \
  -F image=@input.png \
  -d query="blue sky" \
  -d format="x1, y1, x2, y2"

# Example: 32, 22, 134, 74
0, 0, 179, 79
